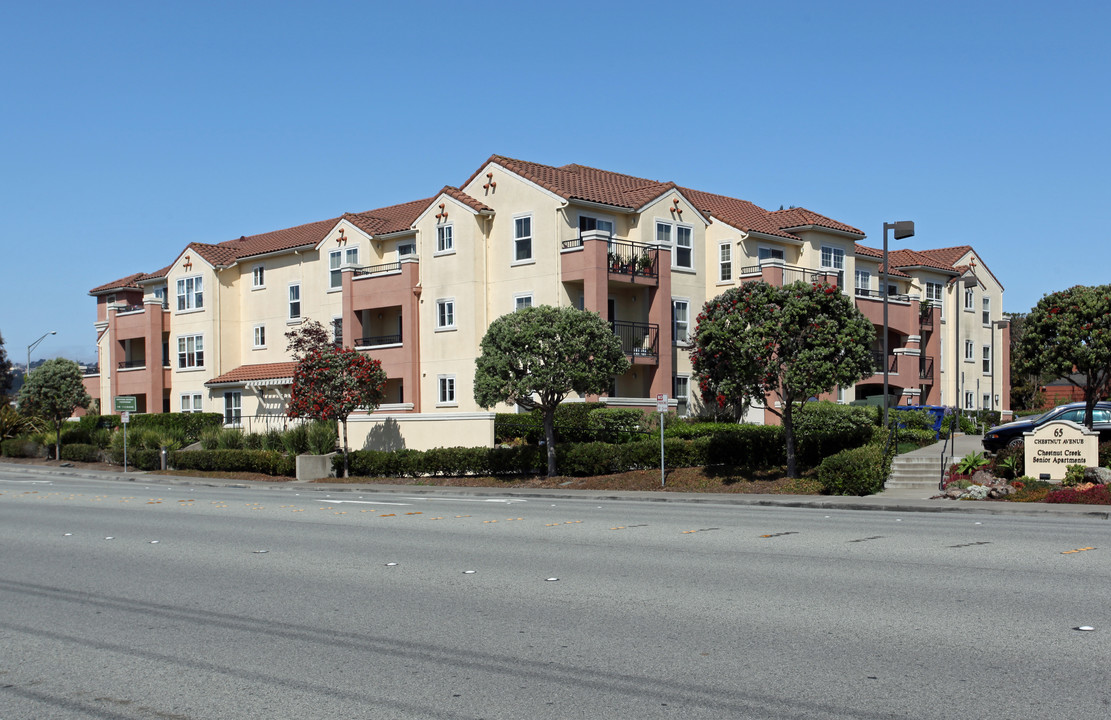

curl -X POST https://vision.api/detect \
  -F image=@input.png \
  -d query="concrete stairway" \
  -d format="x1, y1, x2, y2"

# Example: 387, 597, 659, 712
884, 433, 985, 491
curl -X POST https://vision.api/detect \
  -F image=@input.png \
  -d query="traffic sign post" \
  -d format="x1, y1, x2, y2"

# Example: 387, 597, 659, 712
114, 396, 137, 413
120, 410, 130, 473
657, 394, 668, 487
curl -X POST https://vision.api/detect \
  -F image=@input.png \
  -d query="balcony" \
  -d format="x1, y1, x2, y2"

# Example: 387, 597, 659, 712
871, 351, 897, 374
118, 359, 146, 370
919, 356, 935, 382
560, 232, 659, 288
355, 333, 402, 348
612, 321, 658, 362
353, 261, 403, 278
854, 288, 911, 303
117, 304, 146, 315
605, 240, 659, 281
739, 262, 838, 287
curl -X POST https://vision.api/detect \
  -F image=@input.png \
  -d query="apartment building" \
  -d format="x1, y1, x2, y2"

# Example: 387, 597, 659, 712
84, 155, 1010, 450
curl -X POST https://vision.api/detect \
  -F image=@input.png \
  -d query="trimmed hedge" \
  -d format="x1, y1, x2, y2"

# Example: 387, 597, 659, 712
2, 437, 43, 458
108, 447, 163, 471
59, 444, 102, 463
494, 403, 649, 445
171, 449, 295, 477
73, 412, 223, 442
817, 445, 887, 496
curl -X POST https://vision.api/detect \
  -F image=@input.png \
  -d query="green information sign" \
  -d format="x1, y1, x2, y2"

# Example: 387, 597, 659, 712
114, 396, 137, 412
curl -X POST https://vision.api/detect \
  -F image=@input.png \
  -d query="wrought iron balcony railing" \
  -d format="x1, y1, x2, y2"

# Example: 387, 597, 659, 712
612, 321, 658, 359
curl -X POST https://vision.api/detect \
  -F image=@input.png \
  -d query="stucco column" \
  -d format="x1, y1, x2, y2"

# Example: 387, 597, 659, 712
648, 247, 673, 399
107, 305, 119, 414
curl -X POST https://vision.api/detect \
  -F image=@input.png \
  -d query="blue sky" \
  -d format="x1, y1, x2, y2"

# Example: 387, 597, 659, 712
2, 0, 1108, 364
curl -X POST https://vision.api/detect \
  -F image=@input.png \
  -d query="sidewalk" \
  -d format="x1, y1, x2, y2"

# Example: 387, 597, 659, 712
3, 459, 1107, 520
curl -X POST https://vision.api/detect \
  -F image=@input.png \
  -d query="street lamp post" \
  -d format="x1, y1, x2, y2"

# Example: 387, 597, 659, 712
881, 221, 914, 429
990, 319, 1009, 414
27, 331, 57, 374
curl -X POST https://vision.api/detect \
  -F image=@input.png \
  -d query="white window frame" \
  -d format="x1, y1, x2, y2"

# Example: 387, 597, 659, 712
758, 246, 785, 261
329, 247, 359, 290
925, 281, 944, 318
718, 242, 732, 283
964, 286, 974, 311
252, 265, 265, 289
177, 334, 204, 369
153, 285, 167, 308
964, 391, 974, 410
854, 269, 871, 294
964, 339, 974, 362
288, 283, 301, 321
982, 296, 990, 326
398, 241, 416, 257
820, 246, 845, 287
579, 214, 615, 235
332, 316, 343, 346
672, 299, 690, 345
436, 224, 454, 254
673, 375, 690, 416
982, 345, 991, 374
436, 298, 455, 330
514, 293, 533, 312
253, 324, 266, 349
837, 386, 847, 404
437, 375, 457, 406
176, 275, 203, 311
673, 224, 693, 270
180, 393, 203, 413
224, 391, 242, 426
513, 215, 533, 263
983, 393, 991, 410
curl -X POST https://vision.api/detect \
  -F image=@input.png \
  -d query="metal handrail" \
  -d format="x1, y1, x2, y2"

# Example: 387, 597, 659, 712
606, 240, 658, 279
117, 304, 145, 314
855, 288, 912, 302
118, 360, 145, 369
611, 321, 658, 358
919, 357, 934, 380
353, 261, 403, 277
355, 333, 402, 347
871, 351, 897, 373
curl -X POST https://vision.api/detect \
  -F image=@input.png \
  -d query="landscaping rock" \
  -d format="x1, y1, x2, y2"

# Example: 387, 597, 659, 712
971, 469, 995, 486
1083, 467, 1111, 485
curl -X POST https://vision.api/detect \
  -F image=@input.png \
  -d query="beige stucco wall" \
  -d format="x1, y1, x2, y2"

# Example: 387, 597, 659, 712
347, 412, 496, 451
165, 253, 220, 413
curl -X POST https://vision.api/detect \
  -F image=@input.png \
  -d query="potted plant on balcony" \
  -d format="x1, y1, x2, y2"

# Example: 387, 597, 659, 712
637, 252, 654, 274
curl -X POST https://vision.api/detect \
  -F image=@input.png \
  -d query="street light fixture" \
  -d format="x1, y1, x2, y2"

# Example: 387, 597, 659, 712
881, 221, 914, 428
27, 331, 57, 374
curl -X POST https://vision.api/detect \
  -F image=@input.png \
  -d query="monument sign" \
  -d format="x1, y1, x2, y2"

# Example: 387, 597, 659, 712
1024, 420, 1098, 481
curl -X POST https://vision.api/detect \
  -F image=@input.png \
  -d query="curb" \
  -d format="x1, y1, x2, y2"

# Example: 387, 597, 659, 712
2, 461, 1107, 520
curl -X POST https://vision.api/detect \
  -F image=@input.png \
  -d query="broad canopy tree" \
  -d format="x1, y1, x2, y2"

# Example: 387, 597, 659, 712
0, 331, 13, 398
17, 357, 91, 460
690, 281, 875, 478
474, 305, 631, 477
286, 320, 387, 478
1014, 284, 1111, 428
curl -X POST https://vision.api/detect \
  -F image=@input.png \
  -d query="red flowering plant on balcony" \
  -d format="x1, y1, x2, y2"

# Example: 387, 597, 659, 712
690, 281, 875, 478
287, 344, 386, 478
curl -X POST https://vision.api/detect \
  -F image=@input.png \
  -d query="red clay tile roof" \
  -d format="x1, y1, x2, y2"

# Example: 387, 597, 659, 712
679, 187, 800, 240
89, 273, 146, 295
472, 155, 674, 210
136, 264, 172, 283
855, 244, 960, 274
343, 197, 433, 237
439, 186, 493, 213
771, 207, 864, 236
917, 245, 972, 268
205, 362, 298, 386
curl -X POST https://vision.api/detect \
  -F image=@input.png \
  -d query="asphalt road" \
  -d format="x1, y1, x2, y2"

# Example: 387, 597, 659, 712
2, 471, 1109, 719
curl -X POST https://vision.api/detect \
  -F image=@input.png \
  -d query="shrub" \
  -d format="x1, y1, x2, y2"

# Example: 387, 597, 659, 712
557, 442, 619, 476
59, 444, 101, 462
127, 412, 223, 442
706, 426, 785, 468
281, 424, 311, 455
306, 421, 338, 455
1100, 441, 1111, 469
1044, 484, 1111, 505
170, 449, 295, 476
991, 445, 1024, 479
818, 445, 887, 496
792, 402, 877, 466
1, 437, 44, 458
1062, 464, 1087, 487
956, 452, 990, 474
1008, 478, 1055, 502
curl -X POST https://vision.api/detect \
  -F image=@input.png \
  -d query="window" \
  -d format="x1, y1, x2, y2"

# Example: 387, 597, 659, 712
718, 243, 732, 282
436, 224, 454, 253
253, 325, 265, 349
224, 391, 242, 426
438, 375, 456, 405
982, 296, 990, 326
964, 339, 974, 362
181, 393, 203, 413
288, 283, 301, 320
176, 276, 203, 311
983, 393, 992, 410
964, 287, 974, 311
674, 226, 693, 269
329, 247, 359, 290
153, 285, 167, 308
837, 386, 846, 403
925, 281, 943, 303
332, 317, 343, 346
672, 299, 690, 344
106, 293, 116, 305
514, 216, 532, 262
983, 345, 991, 373
820, 246, 845, 286
177, 335, 203, 369
399, 242, 416, 257
514, 294, 533, 312
436, 299, 455, 329
579, 216, 614, 235
758, 247, 785, 261
964, 391, 974, 410
855, 269, 871, 294
252, 265, 264, 288
655, 221, 671, 246
673, 375, 690, 416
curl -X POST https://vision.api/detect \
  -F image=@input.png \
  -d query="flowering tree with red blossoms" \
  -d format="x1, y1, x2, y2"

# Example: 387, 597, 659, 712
690, 281, 874, 478
287, 345, 386, 478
